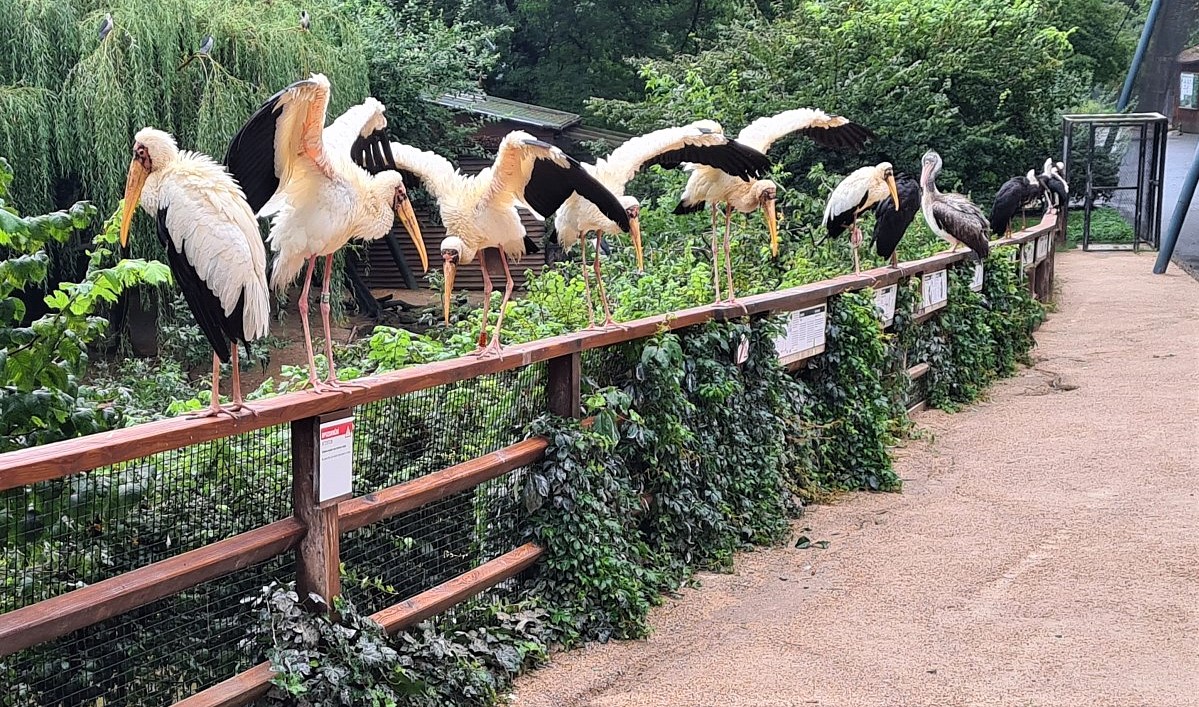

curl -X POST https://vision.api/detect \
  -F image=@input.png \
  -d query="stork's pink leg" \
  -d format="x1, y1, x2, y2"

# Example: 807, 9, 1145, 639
722, 206, 736, 301
319, 255, 363, 392
227, 343, 258, 416
474, 250, 495, 355
579, 234, 597, 329
850, 221, 863, 273
482, 250, 515, 356
298, 255, 335, 393
592, 240, 617, 327
710, 205, 722, 302
189, 354, 230, 419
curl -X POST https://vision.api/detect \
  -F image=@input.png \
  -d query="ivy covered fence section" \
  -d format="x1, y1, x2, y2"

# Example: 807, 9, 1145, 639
0, 218, 1053, 706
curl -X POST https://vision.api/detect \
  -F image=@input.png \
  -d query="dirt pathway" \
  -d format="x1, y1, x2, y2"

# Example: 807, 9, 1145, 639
510, 251, 1199, 707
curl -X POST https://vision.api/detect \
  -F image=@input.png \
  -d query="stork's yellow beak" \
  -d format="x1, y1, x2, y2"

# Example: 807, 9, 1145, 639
120, 158, 149, 247
764, 199, 779, 257
886, 173, 900, 211
629, 218, 643, 272
395, 199, 427, 272
442, 260, 457, 325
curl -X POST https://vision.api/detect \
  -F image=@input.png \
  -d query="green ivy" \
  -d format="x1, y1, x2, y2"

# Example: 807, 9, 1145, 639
920, 264, 999, 411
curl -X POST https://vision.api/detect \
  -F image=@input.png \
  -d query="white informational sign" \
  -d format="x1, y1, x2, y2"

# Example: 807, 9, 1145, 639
1035, 234, 1050, 261
318, 416, 355, 504
735, 334, 750, 365
1182, 72, 1198, 109
874, 284, 898, 328
918, 269, 948, 315
774, 303, 827, 365
970, 261, 985, 292
1021, 241, 1035, 268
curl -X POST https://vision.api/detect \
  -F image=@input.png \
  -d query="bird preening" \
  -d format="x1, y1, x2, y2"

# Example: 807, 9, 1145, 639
822, 162, 901, 272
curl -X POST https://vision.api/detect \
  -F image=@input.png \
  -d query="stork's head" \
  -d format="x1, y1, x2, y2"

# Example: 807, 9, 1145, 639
751, 179, 780, 257
119, 128, 180, 247
619, 195, 644, 271
920, 150, 942, 187
374, 171, 427, 273
439, 236, 470, 324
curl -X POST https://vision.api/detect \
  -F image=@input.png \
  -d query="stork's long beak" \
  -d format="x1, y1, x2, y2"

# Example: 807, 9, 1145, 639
120, 158, 149, 247
442, 261, 457, 325
630, 218, 643, 272
764, 199, 779, 257
886, 174, 900, 211
395, 199, 427, 272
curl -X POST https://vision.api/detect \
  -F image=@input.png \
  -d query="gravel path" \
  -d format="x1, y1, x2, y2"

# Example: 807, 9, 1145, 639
510, 251, 1199, 707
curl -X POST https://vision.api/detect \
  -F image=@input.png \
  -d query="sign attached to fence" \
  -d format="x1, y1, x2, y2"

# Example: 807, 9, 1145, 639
970, 262, 985, 292
874, 284, 898, 327
318, 416, 355, 505
916, 269, 948, 316
774, 302, 827, 365
735, 334, 750, 365
1035, 234, 1050, 261
1021, 240, 1035, 268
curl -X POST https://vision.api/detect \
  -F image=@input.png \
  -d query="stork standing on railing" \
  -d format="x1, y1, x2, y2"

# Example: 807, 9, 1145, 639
821, 162, 901, 272
553, 122, 770, 326
119, 128, 270, 418
224, 74, 427, 392
387, 132, 630, 354
870, 174, 922, 268
988, 169, 1043, 237
1040, 158, 1069, 214
674, 109, 873, 301
919, 150, 990, 258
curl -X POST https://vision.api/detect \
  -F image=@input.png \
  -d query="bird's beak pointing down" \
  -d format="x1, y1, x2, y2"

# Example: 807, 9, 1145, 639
630, 218, 643, 272
764, 199, 779, 258
395, 198, 427, 272
886, 174, 900, 211
442, 259, 457, 325
120, 158, 149, 247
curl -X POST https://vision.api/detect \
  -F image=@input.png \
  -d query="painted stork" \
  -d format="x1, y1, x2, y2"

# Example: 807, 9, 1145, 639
224, 74, 427, 392
919, 150, 990, 259
820, 162, 901, 272
988, 169, 1043, 236
553, 122, 770, 325
871, 174, 922, 267
674, 109, 873, 300
387, 132, 630, 354
1040, 158, 1069, 214
119, 128, 270, 418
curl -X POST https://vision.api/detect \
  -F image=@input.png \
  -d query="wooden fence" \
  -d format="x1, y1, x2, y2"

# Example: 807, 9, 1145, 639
0, 217, 1059, 706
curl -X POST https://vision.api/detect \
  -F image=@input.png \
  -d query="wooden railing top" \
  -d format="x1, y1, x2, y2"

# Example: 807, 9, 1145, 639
0, 219, 1054, 490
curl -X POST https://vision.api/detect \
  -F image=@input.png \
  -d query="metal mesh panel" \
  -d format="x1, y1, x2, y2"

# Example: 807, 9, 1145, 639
1, 424, 292, 613
0, 555, 292, 706
582, 345, 634, 395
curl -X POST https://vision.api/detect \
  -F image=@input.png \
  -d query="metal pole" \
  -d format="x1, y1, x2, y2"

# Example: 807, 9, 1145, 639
1153, 142, 1199, 274
1118, 0, 1163, 111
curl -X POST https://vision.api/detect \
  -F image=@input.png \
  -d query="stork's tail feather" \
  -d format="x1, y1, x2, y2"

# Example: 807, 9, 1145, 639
523, 235, 541, 255
673, 200, 705, 215
269, 251, 308, 296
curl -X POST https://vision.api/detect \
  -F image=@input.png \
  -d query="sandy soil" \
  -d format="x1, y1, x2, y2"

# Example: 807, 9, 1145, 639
509, 250, 1199, 707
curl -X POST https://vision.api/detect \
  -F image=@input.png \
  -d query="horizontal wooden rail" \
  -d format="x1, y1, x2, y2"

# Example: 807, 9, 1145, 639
175, 543, 545, 707
0, 219, 1053, 492
907, 362, 931, 380
0, 518, 304, 659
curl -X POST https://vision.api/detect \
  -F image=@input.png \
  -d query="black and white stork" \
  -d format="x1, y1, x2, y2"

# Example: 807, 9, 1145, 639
989, 169, 1043, 236
871, 174, 922, 267
821, 162, 901, 272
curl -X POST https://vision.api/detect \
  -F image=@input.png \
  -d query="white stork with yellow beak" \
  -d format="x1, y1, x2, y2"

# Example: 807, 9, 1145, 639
224, 74, 427, 392
119, 128, 270, 418
388, 132, 630, 354
675, 109, 873, 300
821, 162, 901, 272
553, 121, 770, 326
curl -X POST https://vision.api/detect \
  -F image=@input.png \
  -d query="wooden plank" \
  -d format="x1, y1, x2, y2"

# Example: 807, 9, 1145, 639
907, 363, 931, 380
0, 518, 303, 659
0, 218, 1059, 491
173, 543, 545, 707
292, 416, 341, 609
370, 543, 544, 633
339, 437, 547, 533
547, 352, 582, 418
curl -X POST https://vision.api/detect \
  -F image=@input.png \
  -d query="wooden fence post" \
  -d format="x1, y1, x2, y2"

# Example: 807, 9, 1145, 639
292, 412, 349, 611
547, 352, 582, 419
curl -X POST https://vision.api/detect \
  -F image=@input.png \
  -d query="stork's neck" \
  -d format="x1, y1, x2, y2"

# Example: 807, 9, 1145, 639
922, 168, 941, 197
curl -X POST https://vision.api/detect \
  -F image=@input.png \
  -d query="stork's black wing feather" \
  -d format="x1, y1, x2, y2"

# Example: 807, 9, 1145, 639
872, 175, 921, 259
673, 200, 707, 215
988, 176, 1028, 235
224, 83, 299, 214
933, 195, 990, 259
524, 152, 632, 232
799, 121, 875, 152
157, 207, 240, 363
1045, 176, 1068, 210
645, 140, 772, 181
826, 190, 869, 239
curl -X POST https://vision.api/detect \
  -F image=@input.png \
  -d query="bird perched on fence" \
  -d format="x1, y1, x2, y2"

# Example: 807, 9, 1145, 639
821, 162, 901, 272
919, 150, 990, 259
674, 109, 873, 301
552, 122, 770, 326
989, 169, 1043, 237
1040, 158, 1069, 214
387, 132, 630, 354
870, 174, 922, 267
224, 74, 427, 392
119, 128, 269, 418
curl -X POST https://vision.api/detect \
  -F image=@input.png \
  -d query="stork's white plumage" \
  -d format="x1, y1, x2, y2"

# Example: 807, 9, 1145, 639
225, 74, 427, 391
119, 127, 269, 418
821, 162, 900, 272
675, 109, 873, 301
552, 121, 770, 325
389, 131, 630, 353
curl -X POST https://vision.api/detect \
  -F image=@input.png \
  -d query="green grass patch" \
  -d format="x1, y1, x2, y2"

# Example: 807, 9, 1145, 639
1066, 207, 1134, 246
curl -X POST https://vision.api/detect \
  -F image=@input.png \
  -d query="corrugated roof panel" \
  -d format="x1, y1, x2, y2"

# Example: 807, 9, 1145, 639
431, 91, 582, 130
